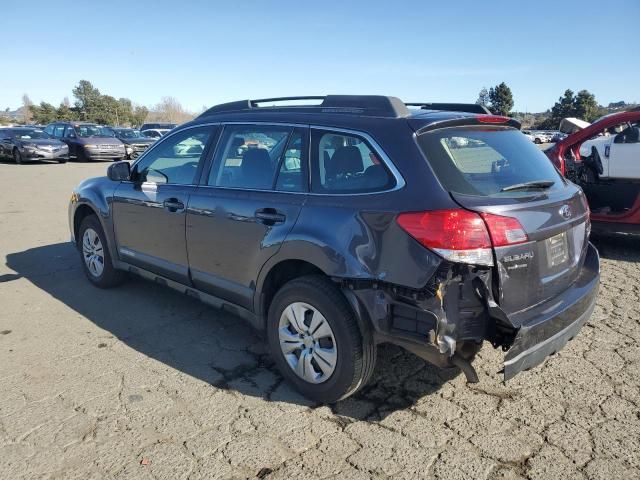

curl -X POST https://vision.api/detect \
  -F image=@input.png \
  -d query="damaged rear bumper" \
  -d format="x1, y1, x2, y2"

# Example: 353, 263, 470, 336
503, 242, 600, 380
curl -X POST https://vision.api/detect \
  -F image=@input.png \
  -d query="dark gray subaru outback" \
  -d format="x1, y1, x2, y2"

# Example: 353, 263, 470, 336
68, 96, 600, 403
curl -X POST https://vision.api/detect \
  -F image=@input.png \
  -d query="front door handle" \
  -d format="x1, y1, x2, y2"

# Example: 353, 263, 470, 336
255, 208, 286, 224
163, 198, 185, 212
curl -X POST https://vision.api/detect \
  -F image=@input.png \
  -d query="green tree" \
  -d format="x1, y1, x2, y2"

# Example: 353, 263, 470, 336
574, 90, 599, 122
488, 82, 514, 116
56, 102, 77, 121
476, 87, 489, 107
72, 80, 102, 121
29, 102, 57, 124
132, 105, 149, 127
550, 89, 575, 122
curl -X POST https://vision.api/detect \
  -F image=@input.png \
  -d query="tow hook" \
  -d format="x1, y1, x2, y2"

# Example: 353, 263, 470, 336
451, 353, 479, 383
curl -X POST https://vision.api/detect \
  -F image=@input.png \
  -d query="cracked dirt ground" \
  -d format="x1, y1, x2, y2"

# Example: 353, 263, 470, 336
1, 161, 639, 480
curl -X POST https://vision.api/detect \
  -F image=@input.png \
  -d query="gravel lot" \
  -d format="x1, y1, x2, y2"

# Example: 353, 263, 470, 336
1, 159, 639, 479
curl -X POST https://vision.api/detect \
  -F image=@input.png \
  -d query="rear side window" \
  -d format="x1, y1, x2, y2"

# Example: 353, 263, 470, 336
311, 129, 395, 193
209, 125, 307, 191
416, 127, 563, 196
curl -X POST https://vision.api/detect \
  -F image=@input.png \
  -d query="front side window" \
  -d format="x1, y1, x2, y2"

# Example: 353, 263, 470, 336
133, 126, 214, 185
311, 130, 395, 193
53, 125, 66, 138
209, 125, 306, 191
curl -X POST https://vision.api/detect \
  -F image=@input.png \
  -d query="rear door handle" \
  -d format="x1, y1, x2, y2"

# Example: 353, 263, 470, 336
163, 198, 185, 212
255, 208, 286, 224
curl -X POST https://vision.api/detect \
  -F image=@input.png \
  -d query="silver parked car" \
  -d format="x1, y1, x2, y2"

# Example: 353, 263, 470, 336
0, 127, 69, 163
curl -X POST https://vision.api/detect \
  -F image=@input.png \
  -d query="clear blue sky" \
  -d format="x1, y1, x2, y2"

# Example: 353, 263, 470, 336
2, 0, 638, 113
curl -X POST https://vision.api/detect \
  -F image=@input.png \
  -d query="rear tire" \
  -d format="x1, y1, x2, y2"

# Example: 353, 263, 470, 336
78, 215, 126, 288
267, 275, 376, 403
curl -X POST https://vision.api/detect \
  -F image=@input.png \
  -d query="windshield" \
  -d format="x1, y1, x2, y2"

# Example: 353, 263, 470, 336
115, 129, 143, 139
416, 126, 563, 197
75, 125, 114, 138
12, 129, 50, 140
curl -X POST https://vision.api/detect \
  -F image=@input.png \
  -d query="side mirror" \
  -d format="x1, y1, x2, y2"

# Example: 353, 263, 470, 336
107, 161, 131, 181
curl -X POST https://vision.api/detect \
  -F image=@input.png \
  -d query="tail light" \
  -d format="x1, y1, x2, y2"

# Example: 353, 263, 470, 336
396, 209, 528, 266
579, 191, 591, 237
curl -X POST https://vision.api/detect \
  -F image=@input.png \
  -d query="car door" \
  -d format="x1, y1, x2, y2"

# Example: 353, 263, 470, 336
608, 126, 640, 179
112, 125, 218, 284
62, 125, 79, 158
186, 124, 308, 309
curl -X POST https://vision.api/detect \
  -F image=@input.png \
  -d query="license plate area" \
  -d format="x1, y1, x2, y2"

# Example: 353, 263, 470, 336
546, 232, 569, 268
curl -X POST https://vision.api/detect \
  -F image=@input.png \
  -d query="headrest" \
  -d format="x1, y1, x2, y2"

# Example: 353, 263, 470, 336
242, 148, 271, 175
328, 146, 363, 176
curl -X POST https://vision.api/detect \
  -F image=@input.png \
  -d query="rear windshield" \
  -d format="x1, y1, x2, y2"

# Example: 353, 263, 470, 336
416, 126, 563, 196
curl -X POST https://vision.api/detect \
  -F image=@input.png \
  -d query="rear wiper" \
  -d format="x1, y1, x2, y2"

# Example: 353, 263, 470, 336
501, 180, 555, 192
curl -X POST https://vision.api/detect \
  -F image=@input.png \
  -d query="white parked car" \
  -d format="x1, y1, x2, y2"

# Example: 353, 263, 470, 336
579, 122, 640, 180
531, 131, 553, 144
521, 130, 535, 142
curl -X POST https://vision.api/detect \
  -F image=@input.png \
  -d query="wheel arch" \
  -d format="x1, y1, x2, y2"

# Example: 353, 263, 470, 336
255, 259, 325, 324
73, 204, 99, 244
254, 257, 374, 338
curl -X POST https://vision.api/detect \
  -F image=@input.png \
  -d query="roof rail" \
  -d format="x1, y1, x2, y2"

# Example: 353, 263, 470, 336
199, 95, 411, 118
406, 102, 492, 115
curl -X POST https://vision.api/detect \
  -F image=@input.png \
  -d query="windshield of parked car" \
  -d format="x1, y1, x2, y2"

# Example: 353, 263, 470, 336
11, 129, 51, 139
75, 125, 114, 138
417, 126, 564, 197
115, 129, 143, 139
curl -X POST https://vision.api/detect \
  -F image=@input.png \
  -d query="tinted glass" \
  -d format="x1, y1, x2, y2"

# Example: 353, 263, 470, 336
209, 125, 292, 190
416, 126, 564, 197
134, 126, 213, 185
311, 130, 394, 193
53, 125, 65, 137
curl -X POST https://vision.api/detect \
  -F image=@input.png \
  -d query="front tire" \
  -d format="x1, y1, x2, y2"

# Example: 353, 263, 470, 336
267, 275, 376, 403
78, 215, 126, 288
13, 148, 22, 164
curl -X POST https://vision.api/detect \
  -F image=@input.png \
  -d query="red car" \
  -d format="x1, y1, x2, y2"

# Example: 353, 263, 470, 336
545, 108, 640, 235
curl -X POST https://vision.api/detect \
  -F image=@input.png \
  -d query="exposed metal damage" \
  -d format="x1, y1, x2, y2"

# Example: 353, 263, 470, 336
341, 260, 520, 384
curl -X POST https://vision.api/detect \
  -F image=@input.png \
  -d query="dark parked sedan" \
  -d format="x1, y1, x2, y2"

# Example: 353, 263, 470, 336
44, 122, 125, 162
0, 127, 68, 163
107, 128, 156, 159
